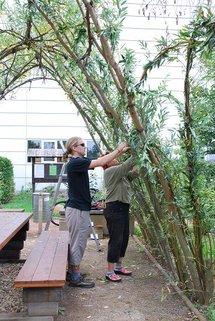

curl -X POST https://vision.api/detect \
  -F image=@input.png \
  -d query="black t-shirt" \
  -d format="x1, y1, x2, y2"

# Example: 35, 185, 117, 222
66, 157, 92, 211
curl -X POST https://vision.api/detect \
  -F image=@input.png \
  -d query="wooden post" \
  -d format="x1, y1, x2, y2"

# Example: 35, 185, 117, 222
38, 194, 43, 234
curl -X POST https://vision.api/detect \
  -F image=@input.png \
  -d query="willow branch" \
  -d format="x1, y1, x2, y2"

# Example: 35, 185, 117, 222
82, 0, 125, 92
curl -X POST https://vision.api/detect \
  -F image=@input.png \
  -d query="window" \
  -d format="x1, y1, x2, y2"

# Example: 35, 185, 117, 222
87, 140, 100, 158
27, 140, 57, 163
27, 140, 41, 162
28, 140, 41, 149
43, 141, 55, 162
57, 140, 67, 150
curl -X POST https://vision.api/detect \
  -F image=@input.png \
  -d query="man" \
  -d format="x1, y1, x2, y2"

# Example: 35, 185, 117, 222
103, 154, 138, 282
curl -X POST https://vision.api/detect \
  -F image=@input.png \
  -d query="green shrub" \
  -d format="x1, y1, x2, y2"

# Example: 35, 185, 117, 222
0, 156, 15, 204
134, 224, 143, 237
3, 188, 32, 212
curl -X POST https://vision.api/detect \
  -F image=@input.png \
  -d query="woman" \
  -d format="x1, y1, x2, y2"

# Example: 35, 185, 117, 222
103, 154, 138, 282
63, 136, 129, 288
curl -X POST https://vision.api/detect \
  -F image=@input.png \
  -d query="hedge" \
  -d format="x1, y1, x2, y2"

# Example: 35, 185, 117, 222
0, 156, 15, 204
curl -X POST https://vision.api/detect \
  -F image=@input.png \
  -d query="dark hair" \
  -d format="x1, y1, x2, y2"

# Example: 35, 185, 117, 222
101, 151, 110, 170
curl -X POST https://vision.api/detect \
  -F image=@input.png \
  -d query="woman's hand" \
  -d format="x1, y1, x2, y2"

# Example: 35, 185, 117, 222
116, 143, 130, 154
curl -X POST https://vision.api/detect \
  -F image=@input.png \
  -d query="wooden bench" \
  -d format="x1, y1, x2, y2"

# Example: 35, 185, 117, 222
14, 230, 69, 316
0, 212, 32, 262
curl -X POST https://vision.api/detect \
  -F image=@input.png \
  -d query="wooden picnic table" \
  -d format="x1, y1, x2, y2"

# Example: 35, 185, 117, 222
0, 212, 32, 262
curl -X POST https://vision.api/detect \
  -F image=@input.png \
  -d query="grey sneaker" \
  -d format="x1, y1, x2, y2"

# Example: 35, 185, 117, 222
66, 271, 88, 281
69, 278, 95, 288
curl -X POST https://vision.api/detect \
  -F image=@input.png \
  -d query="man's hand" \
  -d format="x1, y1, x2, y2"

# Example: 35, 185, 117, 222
132, 165, 139, 174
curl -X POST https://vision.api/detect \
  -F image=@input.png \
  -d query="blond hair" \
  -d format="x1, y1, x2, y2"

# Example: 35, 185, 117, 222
63, 136, 82, 161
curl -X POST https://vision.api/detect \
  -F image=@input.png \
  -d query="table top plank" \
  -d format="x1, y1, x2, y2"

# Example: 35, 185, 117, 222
0, 212, 32, 250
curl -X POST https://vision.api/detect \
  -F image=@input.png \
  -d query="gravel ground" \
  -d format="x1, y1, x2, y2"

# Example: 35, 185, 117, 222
0, 221, 199, 321
0, 263, 25, 313
0, 222, 41, 314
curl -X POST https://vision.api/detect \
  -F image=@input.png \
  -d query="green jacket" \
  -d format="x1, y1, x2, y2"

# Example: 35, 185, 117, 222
104, 157, 137, 204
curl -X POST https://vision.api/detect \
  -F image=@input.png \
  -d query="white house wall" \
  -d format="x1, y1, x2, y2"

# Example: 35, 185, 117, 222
0, 80, 98, 191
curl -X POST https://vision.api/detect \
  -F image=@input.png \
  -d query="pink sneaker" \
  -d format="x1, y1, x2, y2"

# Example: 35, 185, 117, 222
114, 267, 132, 275
105, 273, 122, 282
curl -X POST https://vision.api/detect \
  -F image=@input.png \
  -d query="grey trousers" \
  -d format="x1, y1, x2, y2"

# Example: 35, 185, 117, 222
65, 207, 90, 266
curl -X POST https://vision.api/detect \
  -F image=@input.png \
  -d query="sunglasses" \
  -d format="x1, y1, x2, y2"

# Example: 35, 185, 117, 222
75, 143, 85, 147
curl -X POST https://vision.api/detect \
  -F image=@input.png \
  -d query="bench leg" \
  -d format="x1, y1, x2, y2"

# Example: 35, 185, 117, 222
23, 287, 62, 316
0, 222, 29, 262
